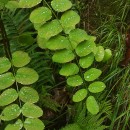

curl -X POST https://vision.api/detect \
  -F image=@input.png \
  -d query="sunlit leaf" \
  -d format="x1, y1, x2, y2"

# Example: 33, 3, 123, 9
19, 0, 42, 8
0, 72, 15, 90
22, 103, 43, 118
52, 49, 75, 63
61, 123, 81, 130
59, 63, 79, 76
88, 81, 106, 93
51, 0, 72, 12
5, 1, 20, 10
1, 104, 21, 121
69, 28, 89, 43
15, 67, 39, 85
19, 86, 39, 103
76, 40, 96, 57
30, 7, 52, 23
84, 68, 102, 81
5, 119, 23, 130
12, 51, 31, 67
95, 46, 104, 62
102, 49, 112, 62
0, 57, 11, 74
38, 19, 62, 39
61, 10, 80, 32
86, 96, 99, 115
79, 53, 94, 68
46, 35, 70, 50
24, 118, 45, 130
72, 89, 87, 102
0, 88, 18, 106
67, 75, 83, 87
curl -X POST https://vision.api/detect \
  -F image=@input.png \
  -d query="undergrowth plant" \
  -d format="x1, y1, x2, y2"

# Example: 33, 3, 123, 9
0, 0, 113, 130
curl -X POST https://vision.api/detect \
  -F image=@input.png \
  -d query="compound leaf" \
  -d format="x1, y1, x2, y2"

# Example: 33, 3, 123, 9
30, 7, 52, 23
72, 89, 87, 102
88, 81, 106, 93
0, 88, 18, 106
0, 57, 11, 74
19, 86, 39, 103
0, 72, 15, 90
59, 63, 79, 76
84, 68, 102, 81
15, 67, 39, 85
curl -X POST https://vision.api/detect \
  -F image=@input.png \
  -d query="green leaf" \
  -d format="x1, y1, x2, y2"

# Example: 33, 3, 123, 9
0, 88, 18, 106
61, 10, 80, 32
46, 35, 70, 50
22, 103, 43, 118
19, 86, 39, 103
69, 28, 89, 44
67, 75, 83, 87
0, 0, 9, 4
59, 63, 79, 76
1, 104, 21, 121
34, 23, 43, 30
5, 119, 23, 130
61, 123, 81, 130
5, 1, 20, 10
102, 49, 112, 62
0, 57, 11, 74
17, 34, 34, 46
15, 67, 39, 85
19, 0, 42, 8
24, 118, 45, 130
52, 49, 75, 63
37, 35, 47, 49
0, 72, 15, 90
38, 19, 62, 39
84, 68, 102, 81
95, 46, 104, 62
51, 0, 72, 12
79, 53, 94, 68
86, 96, 99, 115
76, 40, 96, 57
12, 51, 31, 67
72, 89, 87, 102
88, 81, 106, 93
30, 7, 52, 24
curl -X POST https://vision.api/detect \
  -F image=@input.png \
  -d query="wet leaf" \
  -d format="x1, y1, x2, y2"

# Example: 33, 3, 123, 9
46, 35, 70, 50
38, 19, 62, 39
67, 75, 83, 87
86, 96, 99, 115
102, 49, 112, 62
30, 7, 52, 23
84, 68, 102, 81
51, 0, 72, 12
52, 49, 75, 63
15, 67, 39, 85
0, 72, 15, 90
69, 28, 89, 44
37, 35, 47, 49
88, 81, 106, 93
79, 53, 94, 68
59, 63, 79, 76
12, 51, 31, 67
72, 89, 87, 102
1, 104, 21, 121
76, 40, 96, 57
0, 57, 11, 74
22, 103, 43, 118
61, 10, 80, 32
95, 46, 104, 62
19, 86, 39, 103
0, 88, 18, 106
19, 0, 42, 8
24, 118, 45, 130
5, 119, 23, 130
